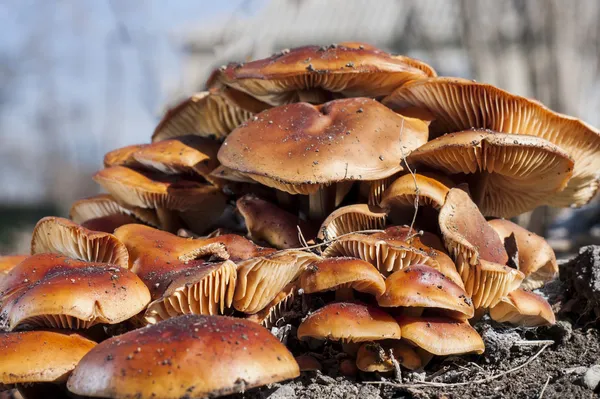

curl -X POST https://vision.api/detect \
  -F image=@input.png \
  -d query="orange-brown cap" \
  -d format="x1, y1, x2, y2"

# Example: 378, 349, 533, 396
218, 98, 429, 193
67, 315, 299, 399
0, 256, 28, 280
397, 315, 485, 356
384, 77, 600, 208
0, 254, 150, 331
439, 188, 508, 290
356, 340, 422, 372
380, 172, 453, 211
246, 282, 297, 329
234, 250, 320, 314
236, 194, 315, 249
295, 354, 322, 372
406, 130, 574, 217
30, 217, 129, 269
378, 265, 474, 320
0, 330, 96, 387
152, 88, 271, 142
93, 166, 225, 212
103, 144, 146, 168
299, 257, 385, 298
297, 302, 401, 342
488, 219, 558, 289
216, 44, 436, 105
69, 194, 159, 228
490, 288, 555, 326
317, 204, 387, 241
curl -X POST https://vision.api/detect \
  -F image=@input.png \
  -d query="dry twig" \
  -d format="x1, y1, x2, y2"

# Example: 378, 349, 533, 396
538, 375, 551, 399
397, 118, 420, 238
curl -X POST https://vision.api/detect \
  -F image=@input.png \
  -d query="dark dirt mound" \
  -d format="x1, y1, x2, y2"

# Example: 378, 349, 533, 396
227, 246, 600, 399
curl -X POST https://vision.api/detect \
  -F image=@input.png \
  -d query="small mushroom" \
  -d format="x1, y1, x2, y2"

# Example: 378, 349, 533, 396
406, 130, 574, 218
69, 194, 159, 229
0, 254, 150, 331
297, 302, 401, 343
30, 217, 129, 269
0, 330, 96, 389
356, 340, 421, 372
218, 98, 428, 220
380, 172, 453, 212
383, 77, 600, 207
295, 354, 322, 372
246, 283, 297, 329
0, 256, 28, 281
490, 288, 555, 326
67, 315, 300, 399
317, 204, 387, 241
377, 264, 474, 320
488, 219, 558, 289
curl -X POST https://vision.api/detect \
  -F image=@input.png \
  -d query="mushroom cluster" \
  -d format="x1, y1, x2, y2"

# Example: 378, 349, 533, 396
1, 42, 598, 398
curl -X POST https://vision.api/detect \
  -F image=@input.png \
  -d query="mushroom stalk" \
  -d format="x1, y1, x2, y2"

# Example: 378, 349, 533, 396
156, 207, 182, 233
308, 185, 337, 221
335, 287, 354, 301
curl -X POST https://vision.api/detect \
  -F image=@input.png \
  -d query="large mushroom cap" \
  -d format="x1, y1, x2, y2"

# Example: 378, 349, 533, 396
218, 98, 429, 193
215, 44, 436, 105
378, 264, 474, 320
0, 330, 96, 388
490, 288, 555, 326
0, 254, 150, 331
31, 217, 129, 269
488, 219, 558, 289
299, 257, 386, 298
297, 302, 401, 343
383, 77, 600, 207
397, 315, 485, 356
317, 204, 387, 241
152, 88, 271, 142
67, 315, 299, 399
407, 130, 574, 217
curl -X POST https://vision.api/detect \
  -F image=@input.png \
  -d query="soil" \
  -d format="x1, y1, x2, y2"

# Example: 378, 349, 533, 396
226, 246, 600, 399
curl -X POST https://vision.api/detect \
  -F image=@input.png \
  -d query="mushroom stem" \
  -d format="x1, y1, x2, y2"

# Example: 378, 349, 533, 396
308, 185, 337, 221
335, 287, 355, 301
470, 172, 490, 208
156, 207, 181, 233
415, 347, 434, 367
341, 342, 360, 357
276, 190, 296, 211
401, 307, 424, 318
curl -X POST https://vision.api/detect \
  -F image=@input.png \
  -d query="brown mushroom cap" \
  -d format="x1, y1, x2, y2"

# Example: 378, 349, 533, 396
93, 166, 225, 212
322, 231, 436, 277
397, 315, 485, 356
216, 44, 436, 105
317, 204, 387, 241
0, 256, 28, 280
297, 302, 401, 342
439, 188, 508, 288
489, 288, 555, 326
299, 257, 386, 297
218, 98, 429, 192
383, 77, 600, 207
488, 219, 558, 289
378, 264, 474, 320
69, 194, 159, 228
0, 254, 150, 331
380, 172, 453, 211
236, 194, 315, 249
30, 217, 129, 269
67, 314, 299, 399
0, 330, 96, 388
103, 144, 145, 168
152, 88, 271, 142
356, 340, 421, 372
234, 250, 320, 314
295, 354, 322, 372
407, 130, 574, 218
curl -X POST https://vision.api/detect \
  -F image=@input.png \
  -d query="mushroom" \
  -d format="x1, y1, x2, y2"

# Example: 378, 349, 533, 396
489, 288, 555, 327
299, 257, 385, 300
152, 87, 271, 142
93, 165, 226, 232
0, 330, 96, 390
67, 314, 300, 399
113, 224, 237, 324
30, 217, 129, 269
406, 130, 574, 218
69, 194, 159, 229
317, 204, 387, 241
356, 340, 422, 372
380, 172, 453, 212
234, 250, 320, 314
378, 264, 474, 320
297, 302, 401, 342
383, 77, 600, 207
215, 43, 436, 105
103, 144, 146, 168
397, 315, 485, 359
0, 254, 150, 331
246, 283, 297, 329
295, 354, 322, 372
488, 219, 558, 289
236, 194, 316, 249
0, 256, 28, 281
218, 97, 429, 220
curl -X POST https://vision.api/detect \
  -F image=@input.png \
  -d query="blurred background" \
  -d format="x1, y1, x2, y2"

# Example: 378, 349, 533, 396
1, 0, 599, 254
